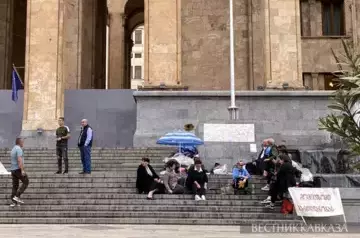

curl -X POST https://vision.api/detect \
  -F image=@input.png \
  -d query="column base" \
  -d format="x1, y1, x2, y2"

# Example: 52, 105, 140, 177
138, 85, 188, 91
228, 106, 239, 120
20, 130, 56, 149
265, 85, 305, 91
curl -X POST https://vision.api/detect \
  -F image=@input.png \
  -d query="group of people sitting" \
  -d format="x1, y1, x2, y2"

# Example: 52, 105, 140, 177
254, 138, 300, 210
136, 137, 301, 209
136, 157, 208, 201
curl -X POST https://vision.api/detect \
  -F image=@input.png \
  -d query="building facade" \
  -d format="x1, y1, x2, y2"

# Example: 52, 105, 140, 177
0, 0, 359, 133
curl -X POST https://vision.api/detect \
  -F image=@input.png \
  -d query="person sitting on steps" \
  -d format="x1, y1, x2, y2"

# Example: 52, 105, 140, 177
136, 157, 164, 199
232, 161, 251, 194
186, 159, 208, 201
162, 159, 185, 194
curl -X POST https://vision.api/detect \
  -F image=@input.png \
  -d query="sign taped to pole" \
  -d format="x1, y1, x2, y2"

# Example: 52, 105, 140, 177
289, 187, 344, 217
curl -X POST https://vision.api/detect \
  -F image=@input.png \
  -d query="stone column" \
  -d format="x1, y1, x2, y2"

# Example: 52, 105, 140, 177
21, 0, 65, 147
264, 0, 303, 89
108, 7, 126, 89
0, 0, 12, 89
144, 0, 181, 88
311, 73, 319, 90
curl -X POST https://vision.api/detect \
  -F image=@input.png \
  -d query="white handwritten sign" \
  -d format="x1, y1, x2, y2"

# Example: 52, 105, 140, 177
0, 161, 10, 175
289, 187, 344, 217
203, 124, 255, 142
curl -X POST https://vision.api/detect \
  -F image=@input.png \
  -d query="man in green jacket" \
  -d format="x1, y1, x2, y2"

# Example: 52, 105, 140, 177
55, 117, 71, 174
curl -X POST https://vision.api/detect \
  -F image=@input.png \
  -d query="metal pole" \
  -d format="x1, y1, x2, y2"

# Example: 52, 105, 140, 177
228, 0, 238, 120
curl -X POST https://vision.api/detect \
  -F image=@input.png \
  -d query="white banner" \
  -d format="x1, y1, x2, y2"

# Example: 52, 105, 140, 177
203, 124, 255, 142
288, 187, 344, 217
0, 161, 10, 175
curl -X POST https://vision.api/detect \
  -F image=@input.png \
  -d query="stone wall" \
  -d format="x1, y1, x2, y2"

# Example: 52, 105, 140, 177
0, 91, 23, 148
302, 38, 346, 73
181, 0, 249, 90
0, 90, 136, 149
133, 91, 333, 166
64, 90, 136, 148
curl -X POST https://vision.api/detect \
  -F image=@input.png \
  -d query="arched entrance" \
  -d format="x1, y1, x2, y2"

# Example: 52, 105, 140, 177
129, 24, 144, 89
124, 0, 144, 89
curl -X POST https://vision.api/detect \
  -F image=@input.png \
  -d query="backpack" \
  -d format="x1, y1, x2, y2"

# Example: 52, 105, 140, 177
281, 199, 294, 214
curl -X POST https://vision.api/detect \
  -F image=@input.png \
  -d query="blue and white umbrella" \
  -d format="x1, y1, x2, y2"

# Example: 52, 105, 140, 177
157, 131, 204, 147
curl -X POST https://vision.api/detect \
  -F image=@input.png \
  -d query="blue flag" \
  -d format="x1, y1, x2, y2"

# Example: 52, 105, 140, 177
11, 69, 23, 102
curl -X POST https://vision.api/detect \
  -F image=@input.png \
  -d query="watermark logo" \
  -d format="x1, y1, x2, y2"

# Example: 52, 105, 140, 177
240, 223, 352, 233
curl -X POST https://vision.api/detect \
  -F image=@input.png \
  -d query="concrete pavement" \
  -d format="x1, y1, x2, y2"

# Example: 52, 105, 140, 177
1, 225, 360, 238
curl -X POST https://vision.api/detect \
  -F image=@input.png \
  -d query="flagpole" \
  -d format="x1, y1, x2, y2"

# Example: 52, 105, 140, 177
12, 64, 24, 86
228, 0, 238, 120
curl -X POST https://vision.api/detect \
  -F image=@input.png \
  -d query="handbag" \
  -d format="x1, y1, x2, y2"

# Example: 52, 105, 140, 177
281, 198, 294, 214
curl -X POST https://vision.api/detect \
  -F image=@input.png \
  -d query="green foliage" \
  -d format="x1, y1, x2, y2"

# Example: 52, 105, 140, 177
319, 40, 360, 159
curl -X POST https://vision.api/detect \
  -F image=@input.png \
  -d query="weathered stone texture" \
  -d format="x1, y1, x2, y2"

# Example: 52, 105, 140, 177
22, 0, 65, 131
265, 0, 303, 89
302, 39, 344, 73
145, 0, 180, 87
181, 0, 249, 90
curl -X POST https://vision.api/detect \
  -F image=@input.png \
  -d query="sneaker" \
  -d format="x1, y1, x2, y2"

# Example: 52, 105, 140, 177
13, 196, 24, 204
55, 171, 61, 174
261, 184, 270, 191
260, 198, 271, 204
201, 195, 206, 201
63, 171, 68, 174
9, 203, 20, 207
265, 203, 275, 209
195, 195, 202, 201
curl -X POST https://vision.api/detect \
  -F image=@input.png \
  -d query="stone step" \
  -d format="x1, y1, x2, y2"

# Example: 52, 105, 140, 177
0, 151, 172, 155
0, 147, 174, 151
0, 189, 268, 196
1, 164, 166, 169
0, 182, 269, 190
0, 159, 165, 163
0, 173, 257, 180
0, 177, 266, 184
0, 217, 301, 225
0, 205, 280, 213
0, 155, 168, 159
0, 197, 273, 206
0, 199, 280, 206
0, 211, 296, 220
0, 193, 269, 200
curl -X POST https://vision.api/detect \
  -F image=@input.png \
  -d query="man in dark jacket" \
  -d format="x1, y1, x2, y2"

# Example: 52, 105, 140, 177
265, 154, 296, 209
78, 119, 93, 174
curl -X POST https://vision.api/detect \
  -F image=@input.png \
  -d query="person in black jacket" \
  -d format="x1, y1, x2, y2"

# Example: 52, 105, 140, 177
136, 158, 164, 199
186, 159, 208, 201
265, 154, 296, 209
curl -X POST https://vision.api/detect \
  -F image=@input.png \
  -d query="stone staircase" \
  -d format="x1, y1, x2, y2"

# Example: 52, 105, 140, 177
0, 148, 300, 225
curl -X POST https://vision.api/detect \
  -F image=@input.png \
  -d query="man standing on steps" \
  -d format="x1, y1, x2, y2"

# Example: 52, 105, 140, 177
10, 138, 29, 207
78, 119, 93, 174
55, 117, 71, 174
